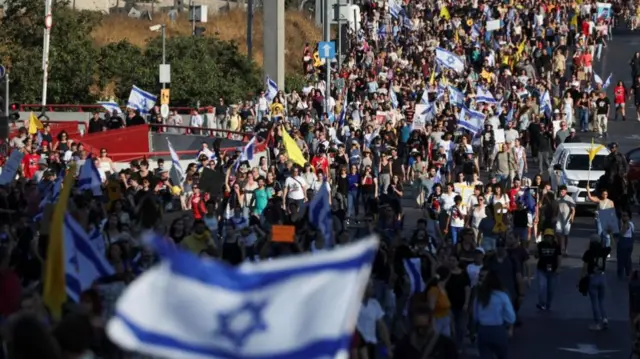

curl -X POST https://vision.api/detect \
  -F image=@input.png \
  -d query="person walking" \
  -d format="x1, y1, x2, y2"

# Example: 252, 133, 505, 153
535, 229, 562, 311
617, 211, 636, 279
473, 268, 516, 359
580, 234, 610, 331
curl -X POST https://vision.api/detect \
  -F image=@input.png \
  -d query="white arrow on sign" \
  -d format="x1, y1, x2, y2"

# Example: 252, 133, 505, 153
558, 344, 619, 355
321, 43, 332, 58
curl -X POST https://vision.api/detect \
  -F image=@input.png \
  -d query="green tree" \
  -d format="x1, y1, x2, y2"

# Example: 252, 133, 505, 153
98, 40, 152, 101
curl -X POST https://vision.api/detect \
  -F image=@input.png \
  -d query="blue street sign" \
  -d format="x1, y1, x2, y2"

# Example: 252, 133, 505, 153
0, 65, 5, 80
318, 41, 336, 60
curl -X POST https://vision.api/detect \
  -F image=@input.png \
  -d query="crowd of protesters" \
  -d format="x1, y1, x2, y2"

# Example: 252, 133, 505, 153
1, 0, 639, 358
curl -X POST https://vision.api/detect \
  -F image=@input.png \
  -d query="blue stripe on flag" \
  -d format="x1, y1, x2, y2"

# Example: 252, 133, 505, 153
64, 216, 115, 277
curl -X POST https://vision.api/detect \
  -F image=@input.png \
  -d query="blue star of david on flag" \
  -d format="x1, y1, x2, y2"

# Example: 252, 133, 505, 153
215, 300, 269, 348
127, 85, 157, 114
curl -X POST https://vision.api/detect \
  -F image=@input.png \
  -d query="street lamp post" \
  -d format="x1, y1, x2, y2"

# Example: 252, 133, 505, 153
41, 0, 53, 112
162, 24, 166, 89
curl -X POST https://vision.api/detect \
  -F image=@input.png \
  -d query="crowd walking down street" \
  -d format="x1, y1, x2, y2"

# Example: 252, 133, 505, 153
4, 0, 640, 358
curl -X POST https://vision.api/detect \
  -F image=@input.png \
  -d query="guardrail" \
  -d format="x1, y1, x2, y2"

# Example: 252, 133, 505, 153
148, 124, 253, 141
18, 104, 211, 115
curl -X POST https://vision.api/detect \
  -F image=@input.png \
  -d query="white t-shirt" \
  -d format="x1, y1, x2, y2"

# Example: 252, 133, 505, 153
440, 192, 457, 212
356, 298, 384, 344
449, 205, 467, 228
467, 263, 483, 287
285, 176, 307, 200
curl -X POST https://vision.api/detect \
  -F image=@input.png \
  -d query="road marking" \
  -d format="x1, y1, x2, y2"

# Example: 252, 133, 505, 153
558, 343, 619, 355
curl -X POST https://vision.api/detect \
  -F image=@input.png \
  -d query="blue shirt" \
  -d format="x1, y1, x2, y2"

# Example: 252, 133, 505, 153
347, 174, 360, 191
474, 291, 516, 326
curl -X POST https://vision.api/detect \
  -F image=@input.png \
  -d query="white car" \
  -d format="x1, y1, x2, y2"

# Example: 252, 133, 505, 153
548, 143, 610, 206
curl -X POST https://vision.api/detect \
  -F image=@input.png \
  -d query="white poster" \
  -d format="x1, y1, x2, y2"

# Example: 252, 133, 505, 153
0, 150, 24, 185
412, 104, 428, 130
486, 19, 501, 32
494, 129, 506, 143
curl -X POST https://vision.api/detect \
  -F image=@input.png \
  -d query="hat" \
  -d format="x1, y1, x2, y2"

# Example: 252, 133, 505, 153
570, 128, 576, 133
543, 228, 555, 237
554, 109, 560, 114
475, 247, 485, 254
410, 148, 419, 154
38, 158, 48, 166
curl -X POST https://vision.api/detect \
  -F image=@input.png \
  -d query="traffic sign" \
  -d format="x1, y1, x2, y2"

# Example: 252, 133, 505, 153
0, 65, 5, 80
318, 41, 336, 59
160, 88, 170, 105
160, 104, 169, 118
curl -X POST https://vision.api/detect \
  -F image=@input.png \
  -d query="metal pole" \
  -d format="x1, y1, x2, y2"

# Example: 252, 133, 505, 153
4, 73, 9, 116
337, 0, 342, 70
190, 0, 196, 36
41, 0, 52, 110
247, 0, 253, 59
323, 0, 331, 114
162, 25, 166, 89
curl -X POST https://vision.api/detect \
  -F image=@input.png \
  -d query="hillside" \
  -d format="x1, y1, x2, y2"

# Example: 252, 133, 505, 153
91, 9, 322, 75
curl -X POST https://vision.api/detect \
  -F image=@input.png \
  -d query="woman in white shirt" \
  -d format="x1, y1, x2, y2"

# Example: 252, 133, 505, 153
586, 184, 615, 247
511, 138, 527, 180
283, 166, 308, 210
445, 195, 467, 245
490, 184, 510, 213
469, 195, 488, 245
97, 148, 116, 176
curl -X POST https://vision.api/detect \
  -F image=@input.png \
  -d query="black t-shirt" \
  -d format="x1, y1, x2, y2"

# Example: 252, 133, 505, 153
513, 209, 528, 228
393, 334, 459, 359
595, 97, 610, 115
222, 242, 243, 265
445, 271, 470, 310
582, 247, 607, 274
536, 240, 561, 272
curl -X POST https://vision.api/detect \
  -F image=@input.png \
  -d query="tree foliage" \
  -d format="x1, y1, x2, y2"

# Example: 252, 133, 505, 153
0, 0, 264, 106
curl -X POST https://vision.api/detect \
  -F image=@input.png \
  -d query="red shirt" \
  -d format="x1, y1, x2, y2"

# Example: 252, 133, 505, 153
191, 194, 207, 220
311, 156, 329, 175
21, 153, 41, 180
615, 86, 626, 104
582, 21, 590, 36
508, 187, 521, 212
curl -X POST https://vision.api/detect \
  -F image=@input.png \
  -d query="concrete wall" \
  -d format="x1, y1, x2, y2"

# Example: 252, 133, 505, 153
151, 132, 246, 153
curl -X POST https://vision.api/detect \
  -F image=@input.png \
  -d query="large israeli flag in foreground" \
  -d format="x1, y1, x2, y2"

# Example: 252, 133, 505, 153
107, 235, 379, 359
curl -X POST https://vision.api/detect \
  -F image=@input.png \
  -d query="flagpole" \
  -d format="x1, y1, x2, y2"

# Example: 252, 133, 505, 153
41, 0, 53, 114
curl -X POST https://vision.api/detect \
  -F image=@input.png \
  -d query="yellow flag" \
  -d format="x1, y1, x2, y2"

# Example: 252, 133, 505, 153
517, 39, 527, 57
281, 128, 307, 167
570, 14, 578, 27
28, 112, 44, 135
454, 29, 459, 44
43, 165, 76, 320
586, 138, 604, 163
440, 6, 451, 20
429, 63, 437, 86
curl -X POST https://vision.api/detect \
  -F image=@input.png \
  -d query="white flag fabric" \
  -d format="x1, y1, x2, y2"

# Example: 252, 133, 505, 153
594, 73, 603, 85
98, 101, 122, 114
127, 85, 157, 114
64, 213, 115, 302
475, 86, 499, 104
107, 236, 379, 359
458, 107, 485, 134
435, 47, 465, 74
167, 139, 185, 187
265, 76, 279, 102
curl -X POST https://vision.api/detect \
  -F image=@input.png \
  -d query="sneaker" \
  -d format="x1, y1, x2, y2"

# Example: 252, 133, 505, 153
536, 304, 547, 311
589, 323, 602, 331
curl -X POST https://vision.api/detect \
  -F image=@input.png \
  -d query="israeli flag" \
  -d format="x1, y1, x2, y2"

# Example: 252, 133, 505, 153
402, 16, 414, 30
377, 24, 387, 40
389, 85, 399, 109
471, 24, 481, 40
127, 86, 157, 114
265, 76, 279, 102
448, 86, 466, 107
540, 90, 552, 117
594, 73, 603, 85
420, 89, 430, 105
309, 179, 333, 247
78, 157, 103, 197
34, 174, 63, 221
89, 226, 107, 259
167, 139, 185, 186
505, 105, 515, 124
603, 73, 613, 89
458, 107, 485, 134
98, 101, 122, 114
65, 213, 115, 302
388, 0, 403, 18
106, 235, 379, 359
337, 98, 348, 127
475, 86, 499, 104
435, 47, 465, 74
403, 258, 425, 296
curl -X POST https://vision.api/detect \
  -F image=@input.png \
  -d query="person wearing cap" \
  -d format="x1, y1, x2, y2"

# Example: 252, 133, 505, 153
563, 128, 581, 143
535, 228, 562, 311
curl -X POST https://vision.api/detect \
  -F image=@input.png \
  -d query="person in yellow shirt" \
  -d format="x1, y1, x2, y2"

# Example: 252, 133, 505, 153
426, 266, 453, 337
228, 105, 242, 133
180, 220, 216, 255
270, 98, 285, 119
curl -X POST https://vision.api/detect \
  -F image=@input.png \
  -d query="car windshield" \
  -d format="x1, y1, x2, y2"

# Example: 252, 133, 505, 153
565, 154, 606, 171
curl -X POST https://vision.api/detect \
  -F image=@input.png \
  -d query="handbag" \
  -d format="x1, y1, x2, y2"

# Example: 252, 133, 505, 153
578, 276, 590, 296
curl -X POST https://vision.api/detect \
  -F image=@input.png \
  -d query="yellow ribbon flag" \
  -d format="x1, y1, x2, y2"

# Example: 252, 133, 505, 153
517, 39, 527, 57
570, 14, 578, 27
43, 165, 76, 320
586, 138, 604, 163
440, 6, 451, 20
281, 127, 307, 167
28, 112, 44, 135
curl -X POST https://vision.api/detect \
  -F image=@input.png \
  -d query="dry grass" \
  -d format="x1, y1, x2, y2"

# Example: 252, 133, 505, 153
91, 9, 322, 74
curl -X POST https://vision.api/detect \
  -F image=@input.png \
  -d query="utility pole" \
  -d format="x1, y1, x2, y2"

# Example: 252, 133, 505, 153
4, 73, 9, 116
323, 0, 331, 115
162, 24, 166, 89
247, 0, 254, 60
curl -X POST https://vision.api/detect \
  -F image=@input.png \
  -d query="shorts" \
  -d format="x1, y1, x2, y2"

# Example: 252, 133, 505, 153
555, 221, 571, 236
616, 103, 625, 108
527, 213, 534, 228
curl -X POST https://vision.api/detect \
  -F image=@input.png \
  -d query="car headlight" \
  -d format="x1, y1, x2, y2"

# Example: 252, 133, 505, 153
567, 179, 580, 186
